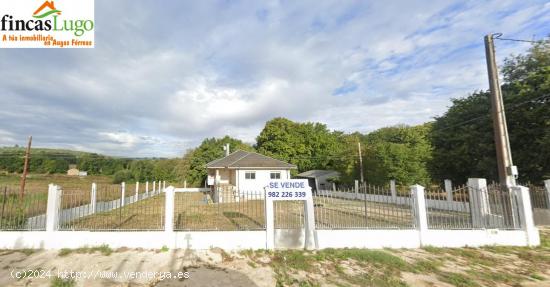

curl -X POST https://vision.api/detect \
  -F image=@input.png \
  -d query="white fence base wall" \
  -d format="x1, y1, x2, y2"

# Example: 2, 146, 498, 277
316, 230, 420, 249
0, 231, 266, 250
0, 229, 537, 250
421, 229, 538, 248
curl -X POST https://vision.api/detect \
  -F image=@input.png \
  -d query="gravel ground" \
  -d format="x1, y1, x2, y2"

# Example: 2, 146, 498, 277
0, 227, 548, 287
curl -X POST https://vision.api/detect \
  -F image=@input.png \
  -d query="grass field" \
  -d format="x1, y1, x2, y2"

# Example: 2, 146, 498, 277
56, 191, 421, 231
0, 174, 165, 230
62, 194, 166, 231
0, 173, 114, 193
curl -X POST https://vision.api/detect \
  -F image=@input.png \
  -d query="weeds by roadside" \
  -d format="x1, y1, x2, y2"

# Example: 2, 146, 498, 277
50, 276, 75, 287
58, 244, 112, 257
238, 228, 550, 287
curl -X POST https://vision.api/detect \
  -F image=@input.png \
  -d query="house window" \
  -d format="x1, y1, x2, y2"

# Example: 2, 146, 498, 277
245, 172, 256, 180
270, 172, 281, 179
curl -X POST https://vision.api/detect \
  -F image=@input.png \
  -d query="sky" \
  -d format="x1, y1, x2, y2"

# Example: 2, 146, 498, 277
0, 0, 548, 158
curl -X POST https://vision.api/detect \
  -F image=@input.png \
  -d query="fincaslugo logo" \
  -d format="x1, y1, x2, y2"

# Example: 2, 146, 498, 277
0, 0, 94, 48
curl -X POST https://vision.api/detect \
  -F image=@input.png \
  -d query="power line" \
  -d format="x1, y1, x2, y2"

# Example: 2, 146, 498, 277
493, 33, 545, 44
431, 93, 550, 133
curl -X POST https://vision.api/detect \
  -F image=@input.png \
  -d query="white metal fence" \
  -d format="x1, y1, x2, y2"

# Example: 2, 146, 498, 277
0, 178, 543, 250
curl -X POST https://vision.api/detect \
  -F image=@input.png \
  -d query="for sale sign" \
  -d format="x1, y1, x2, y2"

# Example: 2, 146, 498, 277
265, 179, 312, 201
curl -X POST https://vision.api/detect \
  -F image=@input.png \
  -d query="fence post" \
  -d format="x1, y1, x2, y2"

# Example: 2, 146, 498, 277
163, 181, 166, 192
121, 182, 126, 207
91, 183, 97, 214
164, 186, 175, 233
444, 179, 453, 202
545, 180, 550, 209
184, 180, 187, 189
135, 181, 139, 202
153, 181, 156, 195
390, 180, 397, 200
354, 180, 359, 200
46, 184, 62, 232
512, 185, 540, 246
467, 178, 489, 228
146, 181, 149, 197
411, 184, 428, 246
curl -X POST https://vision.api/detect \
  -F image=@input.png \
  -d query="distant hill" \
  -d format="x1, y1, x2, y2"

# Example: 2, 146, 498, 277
0, 147, 179, 183
0, 147, 98, 157
0, 147, 124, 174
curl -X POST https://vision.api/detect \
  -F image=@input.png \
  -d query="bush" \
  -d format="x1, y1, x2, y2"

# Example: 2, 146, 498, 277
112, 170, 133, 184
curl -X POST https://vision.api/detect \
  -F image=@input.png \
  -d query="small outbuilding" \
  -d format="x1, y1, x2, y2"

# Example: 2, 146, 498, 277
67, 165, 79, 176
296, 170, 340, 192
67, 165, 87, 177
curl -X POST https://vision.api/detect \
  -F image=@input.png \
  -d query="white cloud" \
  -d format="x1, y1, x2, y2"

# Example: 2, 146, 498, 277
98, 132, 140, 149
0, 129, 16, 145
0, 0, 547, 157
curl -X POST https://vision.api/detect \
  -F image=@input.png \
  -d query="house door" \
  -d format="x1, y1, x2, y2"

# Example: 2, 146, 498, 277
307, 178, 317, 193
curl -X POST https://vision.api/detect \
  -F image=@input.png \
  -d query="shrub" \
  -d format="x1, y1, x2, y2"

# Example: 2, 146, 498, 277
112, 170, 133, 184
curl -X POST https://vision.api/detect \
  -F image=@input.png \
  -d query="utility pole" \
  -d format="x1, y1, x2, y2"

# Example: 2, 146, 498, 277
484, 34, 517, 187
357, 141, 364, 183
19, 136, 32, 199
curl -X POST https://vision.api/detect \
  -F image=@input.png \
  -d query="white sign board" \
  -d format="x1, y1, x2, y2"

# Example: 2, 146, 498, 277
207, 175, 214, 186
264, 179, 317, 250
266, 180, 312, 201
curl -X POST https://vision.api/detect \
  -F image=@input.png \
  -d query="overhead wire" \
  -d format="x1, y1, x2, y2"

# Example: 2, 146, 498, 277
492, 33, 545, 44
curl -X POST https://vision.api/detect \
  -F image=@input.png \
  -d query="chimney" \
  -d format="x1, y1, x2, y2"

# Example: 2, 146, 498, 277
224, 143, 230, 157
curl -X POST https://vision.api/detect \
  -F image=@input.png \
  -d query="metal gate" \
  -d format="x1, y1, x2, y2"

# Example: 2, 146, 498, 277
273, 201, 306, 249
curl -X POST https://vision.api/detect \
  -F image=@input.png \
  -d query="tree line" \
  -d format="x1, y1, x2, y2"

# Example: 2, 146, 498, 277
0, 148, 180, 184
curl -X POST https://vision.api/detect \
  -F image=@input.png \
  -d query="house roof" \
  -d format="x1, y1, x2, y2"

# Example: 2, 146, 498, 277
206, 150, 297, 169
34, 1, 59, 16
297, 170, 340, 178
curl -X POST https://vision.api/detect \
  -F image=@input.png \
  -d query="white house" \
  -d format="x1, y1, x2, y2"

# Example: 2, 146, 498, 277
206, 150, 296, 193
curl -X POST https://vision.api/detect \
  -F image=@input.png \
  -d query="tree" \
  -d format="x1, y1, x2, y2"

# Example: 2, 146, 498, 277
256, 118, 343, 173
77, 154, 105, 175
128, 160, 155, 181
178, 136, 254, 186
430, 91, 497, 183
431, 40, 550, 183
330, 132, 364, 184
113, 170, 133, 184
152, 159, 179, 182
363, 124, 432, 186
44, 159, 69, 174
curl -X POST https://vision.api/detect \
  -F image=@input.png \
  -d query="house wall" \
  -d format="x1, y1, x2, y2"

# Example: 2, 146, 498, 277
230, 169, 237, 185
218, 169, 230, 185
236, 169, 291, 191
207, 168, 231, 185
317, 174, 337, 190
